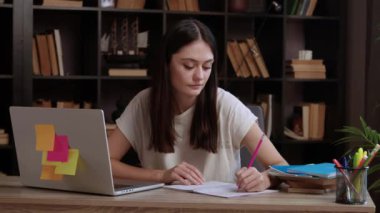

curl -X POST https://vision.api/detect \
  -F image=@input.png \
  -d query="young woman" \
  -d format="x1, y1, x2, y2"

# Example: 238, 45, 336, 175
108, 19, 287, 192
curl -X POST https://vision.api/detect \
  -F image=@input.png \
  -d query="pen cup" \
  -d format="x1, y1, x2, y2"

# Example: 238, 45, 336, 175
335, 166, 368, 204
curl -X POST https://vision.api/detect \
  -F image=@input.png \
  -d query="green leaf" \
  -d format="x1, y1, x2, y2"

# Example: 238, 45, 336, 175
368, 179, 380, 191
368, 164, 380, 175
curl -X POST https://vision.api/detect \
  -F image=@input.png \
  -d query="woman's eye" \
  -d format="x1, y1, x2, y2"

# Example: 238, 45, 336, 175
203, 66, 212, 70
184, 65, 194, 70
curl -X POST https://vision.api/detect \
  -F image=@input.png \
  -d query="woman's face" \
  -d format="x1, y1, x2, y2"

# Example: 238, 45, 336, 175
169, 39, 214, 101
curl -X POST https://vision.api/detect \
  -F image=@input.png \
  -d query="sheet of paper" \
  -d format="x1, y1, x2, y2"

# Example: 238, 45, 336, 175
194, 184, 277, 198
164, 181, 230, 191
164, 181, 278, 198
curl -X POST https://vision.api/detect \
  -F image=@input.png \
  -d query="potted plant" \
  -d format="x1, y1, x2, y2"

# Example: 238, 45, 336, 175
335, 117, 380, 192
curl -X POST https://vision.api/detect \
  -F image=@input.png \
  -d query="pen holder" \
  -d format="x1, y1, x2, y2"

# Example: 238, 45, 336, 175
335, 166, 368, 204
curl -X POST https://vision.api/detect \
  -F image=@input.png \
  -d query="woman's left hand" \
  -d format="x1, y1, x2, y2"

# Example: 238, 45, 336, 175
235, 167, 271, 192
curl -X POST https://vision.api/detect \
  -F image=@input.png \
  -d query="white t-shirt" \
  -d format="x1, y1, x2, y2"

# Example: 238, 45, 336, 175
116, 87, 257, 182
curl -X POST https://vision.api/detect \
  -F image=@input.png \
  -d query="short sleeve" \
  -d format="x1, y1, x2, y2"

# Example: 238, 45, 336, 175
217, 89, 257, 148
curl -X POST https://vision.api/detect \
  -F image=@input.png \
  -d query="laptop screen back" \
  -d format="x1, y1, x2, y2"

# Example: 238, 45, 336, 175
10, 106, 116, 195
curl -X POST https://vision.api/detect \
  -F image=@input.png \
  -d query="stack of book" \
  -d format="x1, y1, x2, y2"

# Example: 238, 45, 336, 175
286, 59, 326, 79
284, 102, 326, 141
0, 129, 9, 145
227, 37, 270, 78
269, 163, 336, 194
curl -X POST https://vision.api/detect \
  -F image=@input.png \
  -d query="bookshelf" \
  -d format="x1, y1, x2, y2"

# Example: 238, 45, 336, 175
0, 0, 346, 175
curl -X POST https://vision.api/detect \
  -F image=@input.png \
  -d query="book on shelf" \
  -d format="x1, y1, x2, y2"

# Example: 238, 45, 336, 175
238, 41, 260, 78
32, 37, 41, 76
305, 0, 318, 16
288, 59, 323, 65
246, 37, 270, 78
184, 0, 199, 11
226, 41, 242, 77
33, 99, 53, 108
229, 40, 251, 78
56, 101, 80, 109
287, 64, 326, 72
285, 103, 326, 141
166, 0, 198, 11
291, 0, 318, 16
164, 181, 277, 198
0, 129, 9, 145
256, 94, 273, 138
53, 29, 65, 76
108, 68, 147, 77
286, 59, 326, 79
42, 0, 83, 7
116, 0, 146, 9
46, 33, 59, 76
35, 34, 52, 76
286, 71, 326, 79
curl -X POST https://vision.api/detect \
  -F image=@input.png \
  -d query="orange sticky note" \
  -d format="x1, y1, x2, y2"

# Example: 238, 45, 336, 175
55, 149, 79, 176
40, 165, 63, 180
35, 124, 55, 151
41, 151, 62, 166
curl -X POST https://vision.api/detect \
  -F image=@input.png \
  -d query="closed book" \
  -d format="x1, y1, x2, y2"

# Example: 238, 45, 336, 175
238, 41, 260, 78
305, 0, 318, 16
108, 68, 147, 77
227, 42, 241, 77
53, 29, 64, 76
46, 32, 59, 76
246, 38, 270, 78
116, 0, 146, 9
287, 163, 336, 178
43, 0, 83, 7
35, 34, 52, 76
287, 71, 326, 79
287, 59, 323, 65
288, 64, 326, 72
230, 40, 251, 78
32, 37, 41, 75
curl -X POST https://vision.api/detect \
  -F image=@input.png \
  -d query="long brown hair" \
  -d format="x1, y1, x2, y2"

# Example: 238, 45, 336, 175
149, 19, 218, 153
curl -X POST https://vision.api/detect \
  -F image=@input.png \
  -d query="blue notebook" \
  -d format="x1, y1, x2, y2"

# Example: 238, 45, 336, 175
286, 163, 336, 178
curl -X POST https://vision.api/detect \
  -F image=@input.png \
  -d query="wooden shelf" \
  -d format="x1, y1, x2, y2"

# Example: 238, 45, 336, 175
0, 0, 346, 173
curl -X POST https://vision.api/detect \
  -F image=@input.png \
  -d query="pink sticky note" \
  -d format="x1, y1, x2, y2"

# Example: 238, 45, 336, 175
47, 135, 69, 162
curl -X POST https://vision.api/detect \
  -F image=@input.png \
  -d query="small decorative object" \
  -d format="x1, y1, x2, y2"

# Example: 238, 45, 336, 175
100, 0, 114, 8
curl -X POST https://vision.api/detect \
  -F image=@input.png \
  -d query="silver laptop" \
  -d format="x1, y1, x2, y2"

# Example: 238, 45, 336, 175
9, 106, 164, 196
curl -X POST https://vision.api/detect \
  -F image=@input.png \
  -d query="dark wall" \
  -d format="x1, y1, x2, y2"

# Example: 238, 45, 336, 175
346, 0, 380, 210
366, 0, 380, 211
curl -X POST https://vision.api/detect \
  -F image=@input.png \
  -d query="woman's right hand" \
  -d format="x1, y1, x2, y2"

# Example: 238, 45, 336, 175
162, 162, 205, 185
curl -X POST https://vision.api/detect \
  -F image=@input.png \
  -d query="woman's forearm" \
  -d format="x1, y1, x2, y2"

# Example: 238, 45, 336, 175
110, 158, 164, 182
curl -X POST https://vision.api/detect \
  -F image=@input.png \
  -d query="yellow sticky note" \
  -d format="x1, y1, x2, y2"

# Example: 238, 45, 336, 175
55, 149, 79, 176
40, 165, 63, 180
35, 124, 55, 151
41, 151, 62, 166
